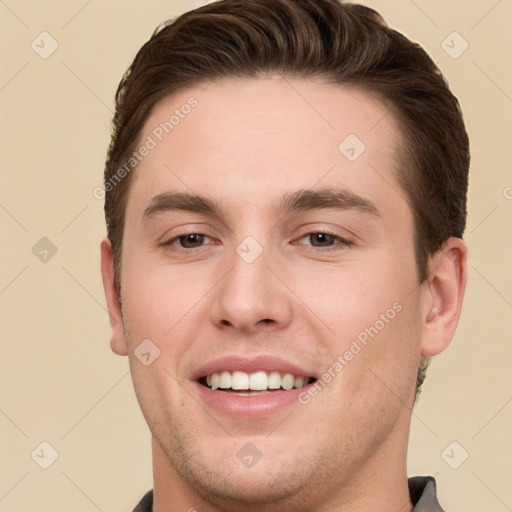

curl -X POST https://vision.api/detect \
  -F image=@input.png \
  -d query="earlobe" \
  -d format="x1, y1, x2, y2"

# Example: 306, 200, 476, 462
420, 237, 468, 357
100, 237, 128, 356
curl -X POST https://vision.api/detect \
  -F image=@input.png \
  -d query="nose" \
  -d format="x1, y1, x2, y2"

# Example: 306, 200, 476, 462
209, 246, 293, 335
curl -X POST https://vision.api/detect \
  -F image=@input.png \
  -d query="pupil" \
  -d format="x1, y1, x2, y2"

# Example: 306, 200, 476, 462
313, 233, 334, 246
181, 234, 204, 248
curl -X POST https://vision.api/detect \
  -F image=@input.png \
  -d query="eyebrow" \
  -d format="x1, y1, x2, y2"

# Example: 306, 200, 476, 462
142, 192, 222, 221
142, 188, 380, 222
278, 188, 380, 217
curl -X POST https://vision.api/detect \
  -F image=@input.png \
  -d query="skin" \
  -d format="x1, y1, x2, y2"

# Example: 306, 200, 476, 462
101, 76, 467, 512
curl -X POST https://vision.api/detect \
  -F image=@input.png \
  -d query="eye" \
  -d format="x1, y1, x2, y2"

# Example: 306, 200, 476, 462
164, 233, 214, 249
295, 232, 352, 249
302, 233, 337, 247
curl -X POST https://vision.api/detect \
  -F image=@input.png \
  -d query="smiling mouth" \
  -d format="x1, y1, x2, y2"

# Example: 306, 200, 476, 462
199, 370, 316, 395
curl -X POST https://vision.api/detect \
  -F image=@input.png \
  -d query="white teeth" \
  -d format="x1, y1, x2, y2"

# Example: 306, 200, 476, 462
281, 373, 295, 390
219, 370, 232, 389
231, 371, 249, 390
267, 371, 281, 389
249, 371, 268, 390
211, 373, 220, 390
203, 370, 311, 391
294, 376, 305, 388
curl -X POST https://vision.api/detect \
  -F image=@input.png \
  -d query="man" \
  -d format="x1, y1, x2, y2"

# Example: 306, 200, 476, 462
100, 0, 469, 510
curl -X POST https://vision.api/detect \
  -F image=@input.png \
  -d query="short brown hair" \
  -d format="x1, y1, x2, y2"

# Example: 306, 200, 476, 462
104, 0, 470, 393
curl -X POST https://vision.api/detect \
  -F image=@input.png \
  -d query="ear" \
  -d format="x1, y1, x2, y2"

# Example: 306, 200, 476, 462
100, 236, 128, 356
420, 237, 468, 357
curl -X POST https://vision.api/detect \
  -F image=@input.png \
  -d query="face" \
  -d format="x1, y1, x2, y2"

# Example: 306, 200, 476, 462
105, 77, 435, 509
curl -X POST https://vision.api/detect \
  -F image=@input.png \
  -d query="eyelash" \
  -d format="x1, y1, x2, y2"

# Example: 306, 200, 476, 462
160, 232, 217, 252
160, 231, 352, 253
293, 231, 352, 251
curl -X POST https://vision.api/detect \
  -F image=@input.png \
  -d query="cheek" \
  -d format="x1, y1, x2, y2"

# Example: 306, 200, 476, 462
119, 260, 213, 401
337, 295, 423, 408
287, 253, 417, 341
289, 251, 422, 392
120, 259, 202, 342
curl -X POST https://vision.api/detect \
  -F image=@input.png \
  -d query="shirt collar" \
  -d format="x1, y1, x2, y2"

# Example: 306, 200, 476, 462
409, 476, 446, 511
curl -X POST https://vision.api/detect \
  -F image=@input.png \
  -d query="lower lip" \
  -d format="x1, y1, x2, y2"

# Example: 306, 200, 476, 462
193, 381, 311, 419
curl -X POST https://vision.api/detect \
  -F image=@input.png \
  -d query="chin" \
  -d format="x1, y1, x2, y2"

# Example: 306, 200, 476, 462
188, 470, 310, 509
166, 438, 315, 509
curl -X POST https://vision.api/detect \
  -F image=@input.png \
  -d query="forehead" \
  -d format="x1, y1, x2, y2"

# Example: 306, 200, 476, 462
128, 76, 406, 220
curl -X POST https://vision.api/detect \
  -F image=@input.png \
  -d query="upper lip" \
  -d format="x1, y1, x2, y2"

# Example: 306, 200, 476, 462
191, 355, 318, 381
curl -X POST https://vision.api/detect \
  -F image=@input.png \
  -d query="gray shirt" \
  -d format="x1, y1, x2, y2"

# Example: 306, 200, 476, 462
132, 476, 445, 511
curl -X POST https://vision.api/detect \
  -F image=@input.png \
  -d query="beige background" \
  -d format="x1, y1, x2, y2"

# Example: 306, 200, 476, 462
0, 0, 511, 510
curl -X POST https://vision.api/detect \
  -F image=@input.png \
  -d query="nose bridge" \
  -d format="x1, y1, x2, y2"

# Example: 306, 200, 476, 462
209, 240, 292, 332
